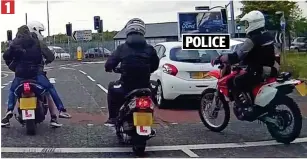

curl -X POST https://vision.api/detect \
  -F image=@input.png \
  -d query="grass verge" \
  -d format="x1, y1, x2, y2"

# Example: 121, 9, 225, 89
281, 51, 307, 80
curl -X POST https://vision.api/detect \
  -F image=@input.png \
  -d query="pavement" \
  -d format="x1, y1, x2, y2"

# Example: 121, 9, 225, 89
1, 60, 307, 158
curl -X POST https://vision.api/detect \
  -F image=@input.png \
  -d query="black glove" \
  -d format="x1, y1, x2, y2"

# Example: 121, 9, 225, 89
213, 55, 222, 65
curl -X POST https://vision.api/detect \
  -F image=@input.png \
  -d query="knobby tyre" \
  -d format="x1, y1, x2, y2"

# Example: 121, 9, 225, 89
267, 95, 302, 144
199, 90, 230, 132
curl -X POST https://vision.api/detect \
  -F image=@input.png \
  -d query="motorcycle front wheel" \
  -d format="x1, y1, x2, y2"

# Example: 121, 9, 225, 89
266, 95, 302, 144
199, 90, 230, 132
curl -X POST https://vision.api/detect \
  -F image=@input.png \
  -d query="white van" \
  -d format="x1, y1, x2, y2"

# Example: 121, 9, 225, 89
48, 46, 71, 59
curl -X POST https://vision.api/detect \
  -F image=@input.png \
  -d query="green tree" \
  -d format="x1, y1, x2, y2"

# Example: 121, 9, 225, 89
1, 41, 8, 53
239, 1, 302, 31
293, 17, 307, 36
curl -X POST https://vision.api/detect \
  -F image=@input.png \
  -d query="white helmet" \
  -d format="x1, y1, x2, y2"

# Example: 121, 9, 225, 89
240, 10, 265, 34
27, 21, 45, 41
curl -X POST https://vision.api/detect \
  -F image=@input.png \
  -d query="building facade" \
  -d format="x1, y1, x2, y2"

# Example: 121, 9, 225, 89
113, 21, 246, 49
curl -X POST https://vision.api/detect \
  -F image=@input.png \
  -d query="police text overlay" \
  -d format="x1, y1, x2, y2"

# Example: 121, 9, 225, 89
182, 34, 230, 50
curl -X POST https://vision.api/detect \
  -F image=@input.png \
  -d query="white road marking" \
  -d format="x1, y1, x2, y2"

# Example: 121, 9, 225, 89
1, 86, 5, 89
2, 73, 8, 78
87, 76, 95, 82
59, 67, 76, 70
49, 78, 56, 84
79, 70, 87, 75
72, 64, 81, 67
2, 81, 12, 86
181, 148, 199, 157
97, 84, 108, 93
81, 61, 106, 64
2, 137, 307, 153
1, 71, 14, 74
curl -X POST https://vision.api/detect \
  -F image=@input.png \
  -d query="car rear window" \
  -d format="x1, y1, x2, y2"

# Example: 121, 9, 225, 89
169, 47, 219, 63
53, 48, 65, 53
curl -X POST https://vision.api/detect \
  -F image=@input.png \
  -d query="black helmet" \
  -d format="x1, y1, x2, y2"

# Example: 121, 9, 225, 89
124, 18, 146, 37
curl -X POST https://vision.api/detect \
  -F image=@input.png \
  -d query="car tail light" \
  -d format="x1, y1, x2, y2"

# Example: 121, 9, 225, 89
23, 83, 31, 94
162, 64, 178, 76
136, 97, 152, 109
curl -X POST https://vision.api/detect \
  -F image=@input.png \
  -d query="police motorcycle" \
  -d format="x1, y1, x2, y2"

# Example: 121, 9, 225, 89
14, 66, 50, 135
112, 64, 157, 156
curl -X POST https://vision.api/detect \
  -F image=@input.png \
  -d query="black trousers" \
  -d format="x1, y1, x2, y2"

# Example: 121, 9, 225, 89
228, 71, 263, 100
107, 80, 157, 120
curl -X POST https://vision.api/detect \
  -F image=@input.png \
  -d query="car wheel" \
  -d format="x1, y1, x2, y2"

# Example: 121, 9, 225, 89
156, 82, 170, 109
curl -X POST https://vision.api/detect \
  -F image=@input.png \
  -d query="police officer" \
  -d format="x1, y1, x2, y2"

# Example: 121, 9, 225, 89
104, 18, 159, 126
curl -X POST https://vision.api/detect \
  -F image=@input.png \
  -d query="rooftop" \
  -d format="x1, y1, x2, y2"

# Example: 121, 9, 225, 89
113, 22, 178, 39
113, 21, 246, 39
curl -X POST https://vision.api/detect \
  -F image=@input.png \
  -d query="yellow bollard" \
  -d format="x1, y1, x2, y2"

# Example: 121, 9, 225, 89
77, 46, 82, 61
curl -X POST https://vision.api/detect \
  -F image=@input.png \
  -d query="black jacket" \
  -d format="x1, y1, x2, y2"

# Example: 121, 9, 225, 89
227, 28, 277, 76
105, 33, 159, 90
2, 25, 54, 78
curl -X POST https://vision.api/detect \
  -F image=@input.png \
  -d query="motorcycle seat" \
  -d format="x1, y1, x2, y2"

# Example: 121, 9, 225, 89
125, 88, 152, 99
14, 80, 47, 97
277, 72, 292, 82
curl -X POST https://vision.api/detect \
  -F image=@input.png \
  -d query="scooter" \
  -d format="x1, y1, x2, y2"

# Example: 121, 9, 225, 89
112, 67, 156, 156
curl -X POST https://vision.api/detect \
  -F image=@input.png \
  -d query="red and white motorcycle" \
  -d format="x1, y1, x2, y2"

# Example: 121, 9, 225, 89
199, 60, 303, 144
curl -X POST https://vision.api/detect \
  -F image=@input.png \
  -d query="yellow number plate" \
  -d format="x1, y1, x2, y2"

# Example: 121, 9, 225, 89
190, 72, 210, 79
133, 112, 153, 126
295, 82, 307, 96
19, 97, 37, 110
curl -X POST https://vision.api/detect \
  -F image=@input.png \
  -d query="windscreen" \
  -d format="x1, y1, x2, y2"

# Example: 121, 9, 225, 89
169, 47, 219, 63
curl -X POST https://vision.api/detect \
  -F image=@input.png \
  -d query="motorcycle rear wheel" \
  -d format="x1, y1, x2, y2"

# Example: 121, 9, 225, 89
199, 90, 230, 132
266, 95, 302, 144
132, 135, 146, 157
25, 119, 36, 135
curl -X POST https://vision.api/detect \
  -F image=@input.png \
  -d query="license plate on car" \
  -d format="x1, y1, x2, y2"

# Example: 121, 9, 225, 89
295, 82, 307, 96
190, 72, 210, 79
133, 112, 153, 126
19, 97, 37, 110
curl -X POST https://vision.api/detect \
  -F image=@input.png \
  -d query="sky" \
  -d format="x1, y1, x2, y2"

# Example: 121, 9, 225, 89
1, 0, 307, 43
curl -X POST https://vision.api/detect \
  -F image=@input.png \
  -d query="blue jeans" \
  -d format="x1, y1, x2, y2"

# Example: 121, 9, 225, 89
8, 74, 64, 111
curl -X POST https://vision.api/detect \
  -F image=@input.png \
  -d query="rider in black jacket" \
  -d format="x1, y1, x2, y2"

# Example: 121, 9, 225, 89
104, 18, 159, 126
216, 10, 280, 100
1, 22, 71, 128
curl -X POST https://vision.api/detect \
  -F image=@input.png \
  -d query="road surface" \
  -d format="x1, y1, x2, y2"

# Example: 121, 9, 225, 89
1, 61, 307, 158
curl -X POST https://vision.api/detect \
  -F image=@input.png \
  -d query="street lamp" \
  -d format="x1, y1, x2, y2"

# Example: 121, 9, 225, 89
275, 11, 286, 65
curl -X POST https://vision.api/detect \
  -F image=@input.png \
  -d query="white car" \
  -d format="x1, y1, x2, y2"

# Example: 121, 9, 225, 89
150, 42, 220, 108
48, 46, 71, 60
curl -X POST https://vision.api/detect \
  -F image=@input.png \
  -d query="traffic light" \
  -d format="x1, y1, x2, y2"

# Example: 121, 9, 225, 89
221, 9, 227, 25
94, 16, 100, 30
98, 20, 103, 33
7, 30, 12, 41
66, 23, 72, 36
236, 25, 241, 30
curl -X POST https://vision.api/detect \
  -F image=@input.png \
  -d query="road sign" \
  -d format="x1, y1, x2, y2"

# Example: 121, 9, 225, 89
72, 30, 92, 41
274, 32, 283, 43
280, 21, 286, 31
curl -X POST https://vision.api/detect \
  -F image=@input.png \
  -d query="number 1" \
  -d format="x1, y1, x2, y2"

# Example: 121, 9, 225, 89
5, 2, 10, 13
